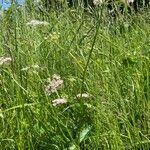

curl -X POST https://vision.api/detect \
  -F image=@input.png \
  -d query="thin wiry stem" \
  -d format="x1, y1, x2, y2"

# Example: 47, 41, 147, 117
80, 18, 100, 95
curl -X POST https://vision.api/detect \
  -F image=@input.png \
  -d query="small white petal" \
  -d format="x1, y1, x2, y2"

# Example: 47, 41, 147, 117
52, 98, 67, 106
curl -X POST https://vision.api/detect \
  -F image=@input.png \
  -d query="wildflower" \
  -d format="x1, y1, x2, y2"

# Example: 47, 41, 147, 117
26, 20, 49, 26
44, 74, 63, 95
93, 0, 103, 5
0, 56, 12, 65
76, 93, 90, 98
52, 98, 67, 106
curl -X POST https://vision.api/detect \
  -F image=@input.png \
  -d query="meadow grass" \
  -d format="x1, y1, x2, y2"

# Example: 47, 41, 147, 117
1, 3, 150, 150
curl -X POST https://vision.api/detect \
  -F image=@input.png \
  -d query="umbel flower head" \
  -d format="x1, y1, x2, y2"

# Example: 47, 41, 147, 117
44, 74, 63, 95
0, 56, 12, 65
52, 98, 67, 106
26, 20, 49, 26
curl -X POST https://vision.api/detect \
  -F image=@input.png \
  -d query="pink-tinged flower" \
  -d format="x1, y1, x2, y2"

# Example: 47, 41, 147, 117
26, 20, 49, 26
52, 98, 67, 106
0, 57, 12, 65
76, 93, 90, 98
44, 74, 63, 95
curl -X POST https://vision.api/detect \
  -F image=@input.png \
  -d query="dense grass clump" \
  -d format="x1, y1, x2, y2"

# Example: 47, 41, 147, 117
0, 3, 150, 150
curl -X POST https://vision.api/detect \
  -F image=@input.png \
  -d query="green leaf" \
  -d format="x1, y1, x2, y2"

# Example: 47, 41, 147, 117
79, 125, 91, 143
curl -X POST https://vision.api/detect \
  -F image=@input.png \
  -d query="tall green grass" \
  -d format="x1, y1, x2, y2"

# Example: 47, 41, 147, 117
0, 3, 150, 149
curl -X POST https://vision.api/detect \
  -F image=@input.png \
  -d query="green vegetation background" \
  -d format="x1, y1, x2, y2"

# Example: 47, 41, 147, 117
0, 1, 150, 149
